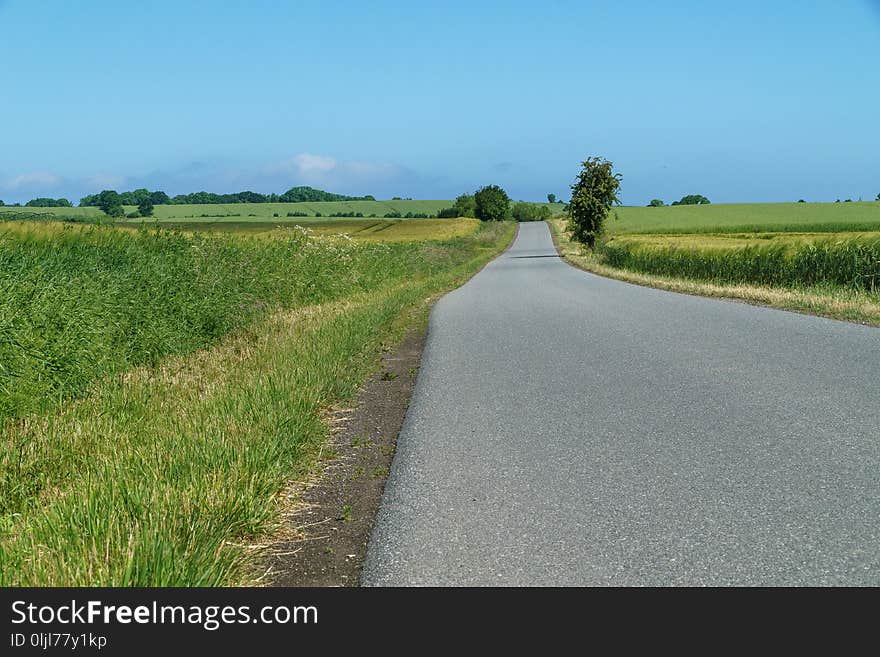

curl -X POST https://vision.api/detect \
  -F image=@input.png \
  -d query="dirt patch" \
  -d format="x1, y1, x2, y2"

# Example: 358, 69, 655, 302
264, 325, 426, 587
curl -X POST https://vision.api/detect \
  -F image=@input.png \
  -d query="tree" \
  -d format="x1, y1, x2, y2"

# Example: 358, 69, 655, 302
798, 199, 806, 203
671, 194, 710, 206
150, 191, 170, 205
648, 199, 665, 207
876, 193, 880, 201
25, 197, 72, 207
567, 157, 621, 248
512, 202, 552, 222
119, 188, 152, 206
547, 193, 557, 204
473, 185, 510, 222
451, 193, 476, 217
138, 198, 155, 217
97, 190, 124, 218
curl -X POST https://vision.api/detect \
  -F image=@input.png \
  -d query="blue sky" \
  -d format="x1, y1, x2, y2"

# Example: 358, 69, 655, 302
1, 0, 878, 205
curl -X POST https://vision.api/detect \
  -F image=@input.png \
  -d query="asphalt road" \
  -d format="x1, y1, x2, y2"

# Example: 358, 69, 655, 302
362, 222, 879, 586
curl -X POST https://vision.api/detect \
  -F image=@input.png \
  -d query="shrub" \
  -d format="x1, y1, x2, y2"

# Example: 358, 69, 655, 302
474, 185, 510, 222
648, 199, 665, 207
452, 193, 476, 217
437, 208, 458, 218
126, 211, 141, 219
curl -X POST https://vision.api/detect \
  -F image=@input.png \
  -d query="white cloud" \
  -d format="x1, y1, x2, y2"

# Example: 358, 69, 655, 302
264, 153, 409, 191
3, 171, 61, 190
292, 153, 337, 173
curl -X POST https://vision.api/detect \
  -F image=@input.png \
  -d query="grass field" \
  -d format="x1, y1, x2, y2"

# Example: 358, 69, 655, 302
550, 201, 880, 324
607, 201, 880, 234
0, 219, 515, 585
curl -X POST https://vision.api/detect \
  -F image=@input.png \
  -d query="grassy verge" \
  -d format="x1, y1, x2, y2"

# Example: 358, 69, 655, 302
0, 221, 515, 585
548, 219, 880, 326
0, 220, 479, 421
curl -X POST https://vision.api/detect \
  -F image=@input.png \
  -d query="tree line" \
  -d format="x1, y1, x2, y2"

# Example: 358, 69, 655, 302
648, 195, 711, 207
78, 185, 374, 209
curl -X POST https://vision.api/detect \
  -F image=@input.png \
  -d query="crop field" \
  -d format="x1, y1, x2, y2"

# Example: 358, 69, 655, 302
0, 200, 455, 223
138, 217, 481, 241
552, 200, 880, 324
607, 201, 880, 234
602, 232, 880, 291
0, 218, 515, 585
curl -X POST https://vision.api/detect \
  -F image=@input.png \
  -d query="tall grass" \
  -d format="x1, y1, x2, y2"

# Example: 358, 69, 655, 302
0, 222, 470, 421
0, 220, 514, 585
599, 234, 880, 291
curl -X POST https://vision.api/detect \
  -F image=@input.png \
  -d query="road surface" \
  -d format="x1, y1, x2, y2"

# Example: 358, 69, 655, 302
362, 222, 879, 586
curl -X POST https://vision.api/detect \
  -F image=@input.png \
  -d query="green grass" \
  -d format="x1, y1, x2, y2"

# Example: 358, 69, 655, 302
608, 201, 880, 234
0, 220, 514, 585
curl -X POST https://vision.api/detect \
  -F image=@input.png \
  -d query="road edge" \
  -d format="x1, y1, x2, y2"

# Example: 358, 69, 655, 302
262, 221, 520, 586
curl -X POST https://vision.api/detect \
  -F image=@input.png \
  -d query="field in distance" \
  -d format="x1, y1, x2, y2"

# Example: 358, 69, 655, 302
148, 217, 481, 241
0, 200, 454, 222
609, 201, 880, 234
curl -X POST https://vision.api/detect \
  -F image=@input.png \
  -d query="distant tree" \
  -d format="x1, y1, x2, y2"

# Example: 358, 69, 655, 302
0, 200, 4, 206
567, 156, 621, 248
648, 199, 665, 207
97, 190, 124, 218
25, 197, 72, 207
845, 199, 852, 202
138, 198, 155, 217
671, 194, 710, 206
473, 185, 510, 222
876, 192, 880, 201
547, 193, 557, 204
798, 199, 806, 203
512, 202, 552, 222
119, 188, 152, 206
278, 186, 367, 203
452, 193, 476, 217
149, 191, 170, 205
